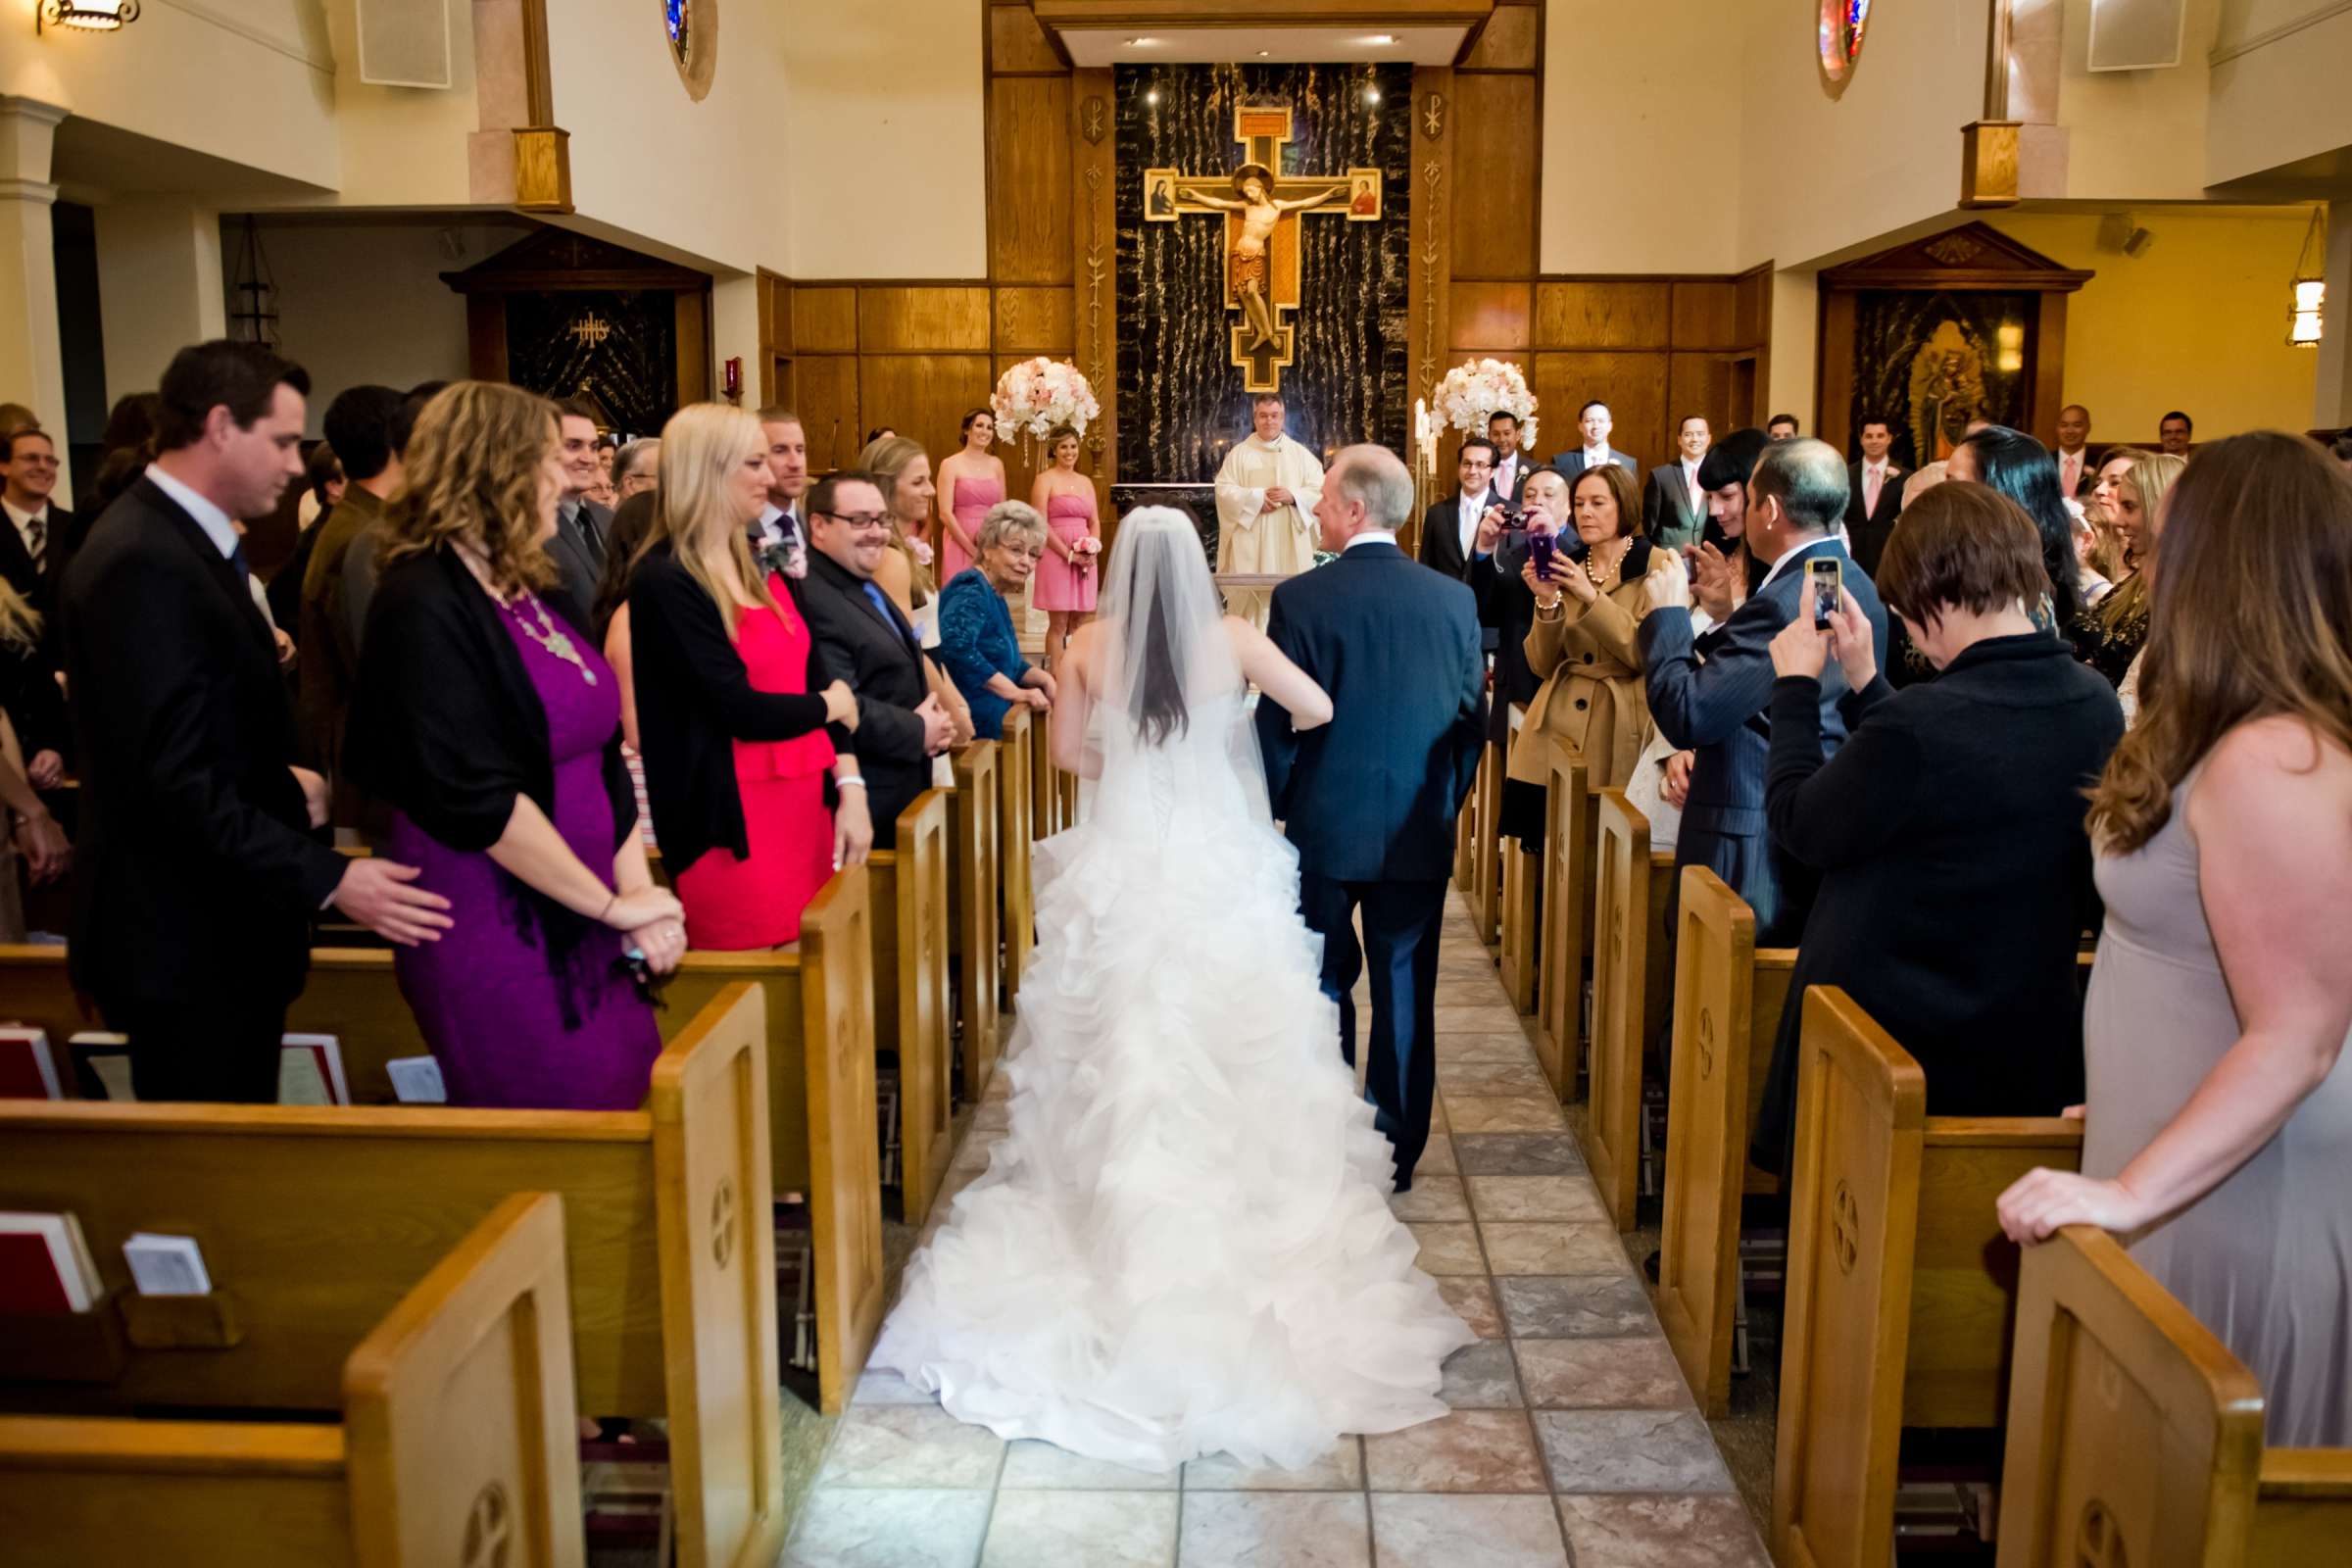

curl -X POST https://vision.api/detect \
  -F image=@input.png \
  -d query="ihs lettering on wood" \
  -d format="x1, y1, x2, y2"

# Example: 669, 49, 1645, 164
1143, 105, 1383, 393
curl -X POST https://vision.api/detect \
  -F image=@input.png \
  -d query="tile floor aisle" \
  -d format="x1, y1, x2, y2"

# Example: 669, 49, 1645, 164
783, 890, 1769, 1566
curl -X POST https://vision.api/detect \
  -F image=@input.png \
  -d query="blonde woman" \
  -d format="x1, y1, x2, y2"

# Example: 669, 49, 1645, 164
1029, 424, 1100, 669
2068, 451, 2184, 687
627, 404, 863, 950
932, 408, 1005, 585
346, 381, 683, 1110
859, 433, 974, 746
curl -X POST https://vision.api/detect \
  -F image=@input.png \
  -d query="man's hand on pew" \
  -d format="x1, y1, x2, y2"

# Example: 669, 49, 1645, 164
13, 805, 68, 884
27, 749, 62, 789
331, 858, 456, 947
1995, 1166, 2149, 1247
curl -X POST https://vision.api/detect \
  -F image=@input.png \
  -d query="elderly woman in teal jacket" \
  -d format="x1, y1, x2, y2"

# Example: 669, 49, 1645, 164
935, 500, 1057, 739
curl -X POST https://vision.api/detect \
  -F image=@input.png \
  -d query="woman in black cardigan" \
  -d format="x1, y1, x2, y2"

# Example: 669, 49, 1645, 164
347, 382, 685, 1110
625, 404, 860, 951
1750, 482, 2125, 1174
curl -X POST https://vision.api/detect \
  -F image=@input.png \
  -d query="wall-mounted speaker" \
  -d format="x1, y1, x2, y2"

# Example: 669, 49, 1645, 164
2087, 0, 2186, 72
2097, 213, 2158, 257
357, 0, 453, 91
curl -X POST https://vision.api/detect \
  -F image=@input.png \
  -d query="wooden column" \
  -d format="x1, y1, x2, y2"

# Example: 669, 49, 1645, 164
1070, 68, 1117, 529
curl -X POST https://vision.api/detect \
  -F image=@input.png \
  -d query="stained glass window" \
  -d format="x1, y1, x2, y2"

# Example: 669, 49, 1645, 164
1819, 0, 1871, 82
664, 0, 690, 65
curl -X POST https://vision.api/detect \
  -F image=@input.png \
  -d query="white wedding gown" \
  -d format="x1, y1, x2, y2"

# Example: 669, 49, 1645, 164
869, 686, 1474, 1473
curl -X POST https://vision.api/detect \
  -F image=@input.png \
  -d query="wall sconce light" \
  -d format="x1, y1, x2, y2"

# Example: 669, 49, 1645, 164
2289, 207, 2327, 349
37, 0, 140, 32
1995, 321, 2025, 373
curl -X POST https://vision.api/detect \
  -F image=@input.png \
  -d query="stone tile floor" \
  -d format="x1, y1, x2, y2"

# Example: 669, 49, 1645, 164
781, 892, 1769, 1566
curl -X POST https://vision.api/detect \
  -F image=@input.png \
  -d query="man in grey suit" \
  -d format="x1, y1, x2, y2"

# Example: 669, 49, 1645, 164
1640, 438, 1887, 947
1642, 413, 1711, 551
1549, 399, 1642, 488
547, 398, 612, 615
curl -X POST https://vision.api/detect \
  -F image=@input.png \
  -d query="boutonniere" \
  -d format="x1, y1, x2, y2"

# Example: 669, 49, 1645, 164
759, 536, 807, 581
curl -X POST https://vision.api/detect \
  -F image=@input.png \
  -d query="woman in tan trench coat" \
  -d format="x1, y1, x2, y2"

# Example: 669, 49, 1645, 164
1508, 464, 1678, 810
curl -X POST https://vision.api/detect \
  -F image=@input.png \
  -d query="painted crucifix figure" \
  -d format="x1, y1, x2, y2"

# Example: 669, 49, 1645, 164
1146, 105, 1381, 392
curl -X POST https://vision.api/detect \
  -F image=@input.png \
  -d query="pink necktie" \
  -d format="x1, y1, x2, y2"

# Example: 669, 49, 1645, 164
1864, 467, 1882, 514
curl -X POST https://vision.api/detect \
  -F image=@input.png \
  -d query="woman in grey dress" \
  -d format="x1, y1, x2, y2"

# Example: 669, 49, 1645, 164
1997, 433, 2352, 1446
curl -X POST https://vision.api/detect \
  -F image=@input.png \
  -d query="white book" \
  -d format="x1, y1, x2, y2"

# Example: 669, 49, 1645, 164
122, 1233, 212, 1298
277, 1035, 349, 1106
386, 1055, 448, 1104
68, 1033, 134, 1102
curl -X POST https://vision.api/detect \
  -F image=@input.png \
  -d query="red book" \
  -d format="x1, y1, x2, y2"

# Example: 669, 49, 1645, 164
0, 1213, 101, 1314
0, 1027, 60, 1100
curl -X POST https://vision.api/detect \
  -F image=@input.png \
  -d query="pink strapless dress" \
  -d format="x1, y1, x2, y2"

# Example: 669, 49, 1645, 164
946, 474, 1002, 585
1033, 491, 1100, 613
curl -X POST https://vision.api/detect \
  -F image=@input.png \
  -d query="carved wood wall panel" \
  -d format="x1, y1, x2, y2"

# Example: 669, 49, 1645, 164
991, 74, 1075, 283
1448, 70, 1537, 279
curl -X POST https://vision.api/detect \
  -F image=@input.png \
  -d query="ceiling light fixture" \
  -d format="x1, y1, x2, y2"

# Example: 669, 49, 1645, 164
2290, 207, 2328, 348
1364, 34, 1396, 45
1126, 35, 1156, 47
37, 0, 140, 31
1364, 85, 1382, 104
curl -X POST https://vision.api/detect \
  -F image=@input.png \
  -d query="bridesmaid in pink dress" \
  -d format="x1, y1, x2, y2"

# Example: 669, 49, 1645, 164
934, 407, 1006, 586
1027, 425, 1099, 669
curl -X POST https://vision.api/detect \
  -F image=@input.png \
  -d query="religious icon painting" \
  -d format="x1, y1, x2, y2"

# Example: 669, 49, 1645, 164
1348, 171, 1382, 220
1818, 0, 1871, 88
1143, 168, 1183, 222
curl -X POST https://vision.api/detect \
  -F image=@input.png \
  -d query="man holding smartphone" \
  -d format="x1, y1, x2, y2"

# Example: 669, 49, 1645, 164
1640, 438, 1887, 946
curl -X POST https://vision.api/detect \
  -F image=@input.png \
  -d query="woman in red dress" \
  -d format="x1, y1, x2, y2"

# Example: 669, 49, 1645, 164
626, 405, 868, 949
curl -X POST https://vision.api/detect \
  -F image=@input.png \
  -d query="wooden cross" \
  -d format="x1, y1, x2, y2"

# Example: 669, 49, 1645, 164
1145, 105, 1382, 393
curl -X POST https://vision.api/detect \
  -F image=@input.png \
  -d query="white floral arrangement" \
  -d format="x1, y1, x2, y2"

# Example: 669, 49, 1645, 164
991, 357, 1102, 465
1432, 358, 1537, 437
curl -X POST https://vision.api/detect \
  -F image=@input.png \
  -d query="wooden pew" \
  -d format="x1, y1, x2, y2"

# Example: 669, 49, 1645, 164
0, 875, 889, 1418
1583, 789, 1674, 1230
0, 983, 789, 1568
1496, 710, 1541, 1015
1030, 700, 1061, 839
948, 741, 1003, 1100
1469, 738, 1503, 948
1994, 1226, 2352, 1567
1654, 866, 1797, 1418
1535, 752, 1590, 1101
867, 792, 954, 1223
0, 1193, 584, 1568
997, 706, 1036, 1005
1772, 986, 2083, 1568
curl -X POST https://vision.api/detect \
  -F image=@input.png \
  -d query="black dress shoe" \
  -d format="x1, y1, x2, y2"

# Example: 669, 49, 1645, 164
1643, 1249, 1661, 1283
1394, 1174, 1415, 1195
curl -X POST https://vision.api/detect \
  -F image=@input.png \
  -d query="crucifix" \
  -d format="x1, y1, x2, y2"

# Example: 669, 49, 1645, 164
1145, 105, 1382, 393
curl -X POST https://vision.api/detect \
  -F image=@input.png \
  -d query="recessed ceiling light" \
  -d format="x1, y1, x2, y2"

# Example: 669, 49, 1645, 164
1365, 34, 1396, 45
1126, 36, 1156, 47
1364, 86, 1383, 104
1145, 88, 1160, 105
1257, 50, 1270, 58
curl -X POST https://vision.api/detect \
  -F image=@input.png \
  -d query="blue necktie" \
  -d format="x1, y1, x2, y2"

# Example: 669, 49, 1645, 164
229, 541, 251, 585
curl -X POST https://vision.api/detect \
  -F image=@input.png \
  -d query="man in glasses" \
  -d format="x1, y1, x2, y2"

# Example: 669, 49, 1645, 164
0, 426, 77, 786
797, 470, 955, 848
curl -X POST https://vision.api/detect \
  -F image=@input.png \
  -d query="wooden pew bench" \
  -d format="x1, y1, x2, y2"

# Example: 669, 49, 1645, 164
1654, 866, 1796, 1416
1773, 986, 2083, 1568
998, 707, 1036, 1008
1995, 1226, 2352, 1567
948, 741, 1003, 1102
0, 1193, 583, 1568
1582, 788, 1675, 1230
1029, 702, 1061, 840
866, 792, 953, 1223
1469, 736, 1503, 949
1535, 752, 1591, 1102
0, 983, 785, 1568
0, 872, 890, 1428
1497, 710, 1541, 1015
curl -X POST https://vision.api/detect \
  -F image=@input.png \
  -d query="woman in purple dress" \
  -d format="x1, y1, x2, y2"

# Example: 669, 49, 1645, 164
348, 382, 686, 1109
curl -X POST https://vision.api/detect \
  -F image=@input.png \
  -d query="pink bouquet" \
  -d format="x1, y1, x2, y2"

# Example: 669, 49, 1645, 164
1432, 358, 1537, 437
991, 357, 1102, 466
1070, 535, 1102, 575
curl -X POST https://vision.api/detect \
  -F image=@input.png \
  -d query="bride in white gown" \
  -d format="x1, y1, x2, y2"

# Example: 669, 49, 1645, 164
870, 506, 1474, 1473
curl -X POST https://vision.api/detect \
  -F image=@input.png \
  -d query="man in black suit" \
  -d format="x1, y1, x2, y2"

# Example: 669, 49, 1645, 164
1550, 399, 1643, 488
1257, 444, 1486, 1192
1466, 465, 1567, 744
60, 341, 451, 1102
1843, 416, 1905, 576
1486, 410, 1531, 506
546, 399, 612, 615
1418, 437, 1499, 578
1766, 413, 1801, 441
753, 407, 810, 575
1642, 413, 1711, 552
0, 425, 80, 784
796, 471, 953, 846
1640, 437, 1887, 947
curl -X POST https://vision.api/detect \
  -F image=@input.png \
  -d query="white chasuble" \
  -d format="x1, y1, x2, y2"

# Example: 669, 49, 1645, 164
1213, 435, 1325, 626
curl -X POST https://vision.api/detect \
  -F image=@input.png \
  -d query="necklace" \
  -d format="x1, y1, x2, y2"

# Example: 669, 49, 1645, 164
1581, 539, 1630, 590
504, 591, 599, 686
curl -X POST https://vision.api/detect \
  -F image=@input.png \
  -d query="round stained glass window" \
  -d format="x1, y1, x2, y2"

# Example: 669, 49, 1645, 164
1819, 0, 1871, 84
664, 0, 689, 65
662, 0, 715, 102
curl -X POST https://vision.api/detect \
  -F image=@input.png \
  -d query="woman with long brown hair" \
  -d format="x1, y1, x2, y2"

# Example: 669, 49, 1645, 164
1998, 432, 2352, 1446
1029, 424, 1100, 670
2066, 450, 2183, 686
858, 432, 973, 748
932, 407, 1005, 587
348, 382, 684, 1109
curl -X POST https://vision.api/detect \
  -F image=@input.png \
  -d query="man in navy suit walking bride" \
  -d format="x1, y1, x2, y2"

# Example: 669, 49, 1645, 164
1256, 445, 1490, 1191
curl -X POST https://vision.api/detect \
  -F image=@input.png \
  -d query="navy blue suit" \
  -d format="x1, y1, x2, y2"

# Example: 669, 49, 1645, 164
1639, 536, 1887, 948
1256, 540, 1488, 1186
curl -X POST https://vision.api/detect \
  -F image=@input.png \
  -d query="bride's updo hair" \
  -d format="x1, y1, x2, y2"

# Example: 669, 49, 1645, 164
1104, 506, 1213, 746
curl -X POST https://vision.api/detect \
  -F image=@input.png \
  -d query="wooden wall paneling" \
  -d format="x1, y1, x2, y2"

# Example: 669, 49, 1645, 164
990, 75, 1075, 285
2028, 292, 2067, 446
757, 269, 792, 408
858, 286, 994, 353
1669, 281, 1740, 351
1667, 353, 1736, 443
465, 297, 510, 383
1535, 351, 1670, 469
1734, 265, 1769, 348
793, 288, 859, 355
992, 287, 1075, 354
1448, 71, 1537, 280
1448, 280, 1533, 352
1460, 1, 1540, 70
1536, 281, 1670, 350
675, 290, 712, 412
1409, 65, 1455, 412
1068, 67, 1115, 519
989, 2, 1065, 73
796, 356, 862, 474
859, 354, 997, 476
1813, 292, 1858, 457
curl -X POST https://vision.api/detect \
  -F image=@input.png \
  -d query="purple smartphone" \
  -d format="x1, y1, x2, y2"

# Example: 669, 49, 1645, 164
1529, 530, 1557, 583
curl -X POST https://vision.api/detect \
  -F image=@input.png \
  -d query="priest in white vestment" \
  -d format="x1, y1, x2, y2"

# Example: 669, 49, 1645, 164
1213, 393, 1325, 628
